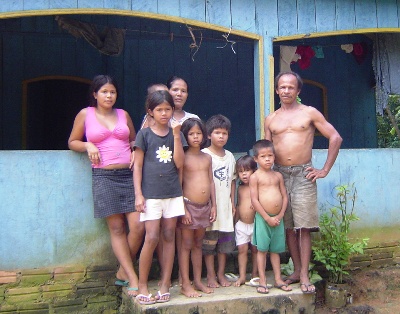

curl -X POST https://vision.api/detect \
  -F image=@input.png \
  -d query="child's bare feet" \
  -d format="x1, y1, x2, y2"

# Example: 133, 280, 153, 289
207, 275, 220, 288
233, 277, 246, 287
217, 274, 232, 287
180, 283, 202, 298
194, 280, 214, 294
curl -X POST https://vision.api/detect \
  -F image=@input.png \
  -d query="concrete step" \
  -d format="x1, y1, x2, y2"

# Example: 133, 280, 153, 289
119, 272, 315, 314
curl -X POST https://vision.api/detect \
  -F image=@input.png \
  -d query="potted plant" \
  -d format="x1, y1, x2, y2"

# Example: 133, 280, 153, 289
312, 184, 369, 309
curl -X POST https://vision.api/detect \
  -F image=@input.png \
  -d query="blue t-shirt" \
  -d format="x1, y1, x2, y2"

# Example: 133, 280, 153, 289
135, 127, 187, 199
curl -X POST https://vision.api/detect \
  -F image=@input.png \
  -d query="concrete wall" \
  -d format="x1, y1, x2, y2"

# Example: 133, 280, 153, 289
1, 148, 399, 270
0, 151, 116, 270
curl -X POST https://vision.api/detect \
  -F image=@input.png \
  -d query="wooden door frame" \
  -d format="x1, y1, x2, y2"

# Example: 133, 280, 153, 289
1, 9, 264, 145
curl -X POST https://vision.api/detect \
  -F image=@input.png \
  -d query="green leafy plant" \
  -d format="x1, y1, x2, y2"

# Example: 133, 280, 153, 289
377, 95, 400, 148
281, 258, 322, 284
312, 184, 369, 284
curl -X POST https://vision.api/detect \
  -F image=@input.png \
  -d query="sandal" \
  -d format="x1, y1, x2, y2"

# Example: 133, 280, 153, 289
245, 277, 260, 287
224, 273, 239, 282
257, 285, 269, 294
300, 283, 315, 294
115, 279, 129, 287
135, 293, 155, 305
156, 290, 171, 303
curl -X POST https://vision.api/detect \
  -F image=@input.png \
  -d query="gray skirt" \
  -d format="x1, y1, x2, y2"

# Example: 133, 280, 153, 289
92, 168, 135, 218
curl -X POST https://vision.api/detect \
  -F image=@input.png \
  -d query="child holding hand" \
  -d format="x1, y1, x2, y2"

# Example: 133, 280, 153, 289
249, 140, 292, 294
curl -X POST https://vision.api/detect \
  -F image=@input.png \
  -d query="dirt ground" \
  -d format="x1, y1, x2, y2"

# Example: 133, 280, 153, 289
314, 265, 400, 314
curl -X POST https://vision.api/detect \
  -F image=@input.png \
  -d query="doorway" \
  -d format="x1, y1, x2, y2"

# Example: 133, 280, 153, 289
23, 77, 91, 150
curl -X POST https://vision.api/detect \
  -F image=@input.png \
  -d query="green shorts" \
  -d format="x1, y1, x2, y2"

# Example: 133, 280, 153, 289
252, 212, 285, 253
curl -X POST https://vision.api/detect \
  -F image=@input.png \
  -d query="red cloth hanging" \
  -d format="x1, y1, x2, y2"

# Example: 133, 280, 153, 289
351, 42, 368, 64
295, 45, 315, 69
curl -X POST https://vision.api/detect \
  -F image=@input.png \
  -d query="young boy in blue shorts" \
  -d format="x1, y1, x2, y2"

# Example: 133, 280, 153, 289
202, 114, 236, 288
249, 139, 292, 294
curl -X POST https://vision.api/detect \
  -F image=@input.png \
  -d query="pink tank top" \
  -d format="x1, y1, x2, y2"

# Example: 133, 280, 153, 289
85, 107, 131, 168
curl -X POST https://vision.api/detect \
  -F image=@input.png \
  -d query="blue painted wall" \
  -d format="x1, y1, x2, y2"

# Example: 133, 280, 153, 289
0, 151, 116, 269
1, 149, 398, 270
0, 0, 399, 270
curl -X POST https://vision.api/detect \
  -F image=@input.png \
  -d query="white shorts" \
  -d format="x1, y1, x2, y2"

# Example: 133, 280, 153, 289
235, 220, 254, 246
140, 196, 185, 222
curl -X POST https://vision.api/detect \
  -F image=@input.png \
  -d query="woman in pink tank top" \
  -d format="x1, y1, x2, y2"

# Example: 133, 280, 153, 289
68, 75, 144, 297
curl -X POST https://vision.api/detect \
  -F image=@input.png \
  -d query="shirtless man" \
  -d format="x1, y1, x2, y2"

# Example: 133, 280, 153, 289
264, 71, 342, 293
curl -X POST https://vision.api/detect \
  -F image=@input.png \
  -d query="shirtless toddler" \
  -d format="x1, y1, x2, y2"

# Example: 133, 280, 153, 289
233, 155, 259, 286
249, 139, 292, 294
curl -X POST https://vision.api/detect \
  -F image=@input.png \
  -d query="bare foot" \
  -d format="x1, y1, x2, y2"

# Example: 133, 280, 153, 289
283, 273, 300, 285
181, 283, 202, 298
217, 274, 232, 287
116, 268, 128, 282
127, 287, 139, 297
207, 276, 220, 288
194, 280, 214, 294
233, 277, 246, 287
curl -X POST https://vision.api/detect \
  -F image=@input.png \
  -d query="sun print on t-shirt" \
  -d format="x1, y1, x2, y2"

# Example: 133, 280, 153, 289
156, 145, 172, 163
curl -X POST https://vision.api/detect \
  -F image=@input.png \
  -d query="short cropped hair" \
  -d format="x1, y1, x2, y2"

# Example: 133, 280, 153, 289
275, 71, 303, 91
236, 155, 257, 173
205, 114, 231, 135
147, 83, 168, 95
252, 139, 275, 156
181, 118, 207, 148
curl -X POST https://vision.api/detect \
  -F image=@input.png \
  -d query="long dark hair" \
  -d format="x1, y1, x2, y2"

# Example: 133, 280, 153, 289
181, 118, 207, 148
145, 90, 175, 111
166, 76, 189, 93
88, 75, 119, 107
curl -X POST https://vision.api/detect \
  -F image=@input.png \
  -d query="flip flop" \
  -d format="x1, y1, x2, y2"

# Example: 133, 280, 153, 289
135, 293, 155, 305
300, 283, 316, 294
274, 283, 292, 292
245, 277, 260, 287
114, 279, 129, 287
245, 278, 272, 288
127, 287, 138, 297
256, 285, 269, 294
224, 273, 239, 282
156, 290, 171, 303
